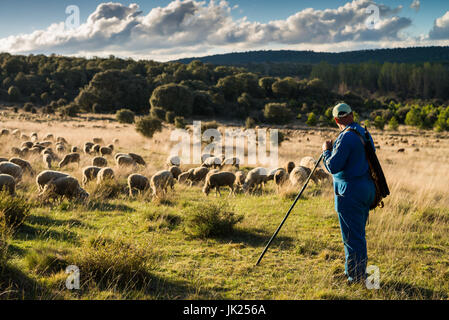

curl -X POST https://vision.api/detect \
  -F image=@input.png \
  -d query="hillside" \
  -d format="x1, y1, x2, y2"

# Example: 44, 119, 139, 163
175, 47, 449, 65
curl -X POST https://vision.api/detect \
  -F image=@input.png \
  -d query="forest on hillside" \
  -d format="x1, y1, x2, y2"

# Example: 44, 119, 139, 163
1, 52, 449, 132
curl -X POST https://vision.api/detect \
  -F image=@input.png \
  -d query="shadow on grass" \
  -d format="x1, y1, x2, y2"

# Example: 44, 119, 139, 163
84, 201, 135, 212
14, 224, 79, 244
27, 215, 88, 229
381, 280, 447, 299
0, 264, 58, 299
216, 227, 295, 249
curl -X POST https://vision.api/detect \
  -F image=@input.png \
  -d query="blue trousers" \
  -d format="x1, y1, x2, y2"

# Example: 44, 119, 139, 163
334, 177, 375, 282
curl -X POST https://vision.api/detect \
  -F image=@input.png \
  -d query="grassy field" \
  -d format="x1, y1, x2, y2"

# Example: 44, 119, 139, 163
1, 110, 449, 300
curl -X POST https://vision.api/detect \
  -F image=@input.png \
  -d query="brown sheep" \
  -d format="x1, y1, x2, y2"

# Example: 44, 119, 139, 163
0, 174, 16, 195
169, 166, 182, 180
9, 158, 34, 176
59, 153, 80, 168
286, 161, 295, 174
128, 153, 146, 166
203, 171, 236, 196
187, 167, 209, 186
36, 170, 69, 191
82, 166, 102, 186
100, 146, 113, 156
128, 174, 150, 196
40, 176, 88, 200
92, 156, 108, 167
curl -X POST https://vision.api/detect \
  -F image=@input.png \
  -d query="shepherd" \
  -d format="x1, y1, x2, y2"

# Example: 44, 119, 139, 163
322, 103, 376, 284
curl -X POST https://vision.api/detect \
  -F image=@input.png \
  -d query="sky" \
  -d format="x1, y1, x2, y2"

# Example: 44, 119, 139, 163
0, 0, 448, 61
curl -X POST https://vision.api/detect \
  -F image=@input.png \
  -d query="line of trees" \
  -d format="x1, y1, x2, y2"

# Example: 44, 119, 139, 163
1, 52, 449, 132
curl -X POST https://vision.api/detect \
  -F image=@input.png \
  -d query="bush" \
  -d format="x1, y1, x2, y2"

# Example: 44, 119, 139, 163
25, 248, 67, 275
306, 112, 318, 126
42, 105, 55, 114
70, 236, 155, 290
263, 103, 292, 124
388, 117, 399, 131
245, 117, 256, 129
150, 107, 166, 121
7, 86, 21, 102
135, 116, 162, 138
116, 109, 135, 124
0, 191, 32, 230
201, 121, 218, 132
174, 116, 186, 129
23, 102, 34, 112
60, 103, 79, 117
183, 202, 243, 238
165, 111, 175, 124
373, 116, 386, 130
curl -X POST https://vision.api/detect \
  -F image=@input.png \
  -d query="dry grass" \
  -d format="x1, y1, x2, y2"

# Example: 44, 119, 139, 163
1, 110, 449, 300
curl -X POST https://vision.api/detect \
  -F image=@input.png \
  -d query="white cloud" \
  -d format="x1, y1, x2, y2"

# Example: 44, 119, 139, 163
0, 0, 418, 61
429, 11, 449, 40
410, 0, 420, 12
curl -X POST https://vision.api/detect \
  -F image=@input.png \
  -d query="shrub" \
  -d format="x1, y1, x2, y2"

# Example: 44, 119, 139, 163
306, 112, 318, 126
135, 116, 162, 138
245, 117, 256, 129
23, 102, 34, 112
201, 121, 219, 132
42, 105, 55, 114
264, 103, 292, 124
116, 109, 135, 124
373, 116, 386, 130
25, 248, 67, 275
0, 191, 32, 230
150, 107, 166, 121
388, 116, 399, 131
70, 236, 155, 290
174, 116, 186, 129
7, 86, 21, 102
60, 103, 79, 117
183, 202, 243, 238
165, 111, 175, 124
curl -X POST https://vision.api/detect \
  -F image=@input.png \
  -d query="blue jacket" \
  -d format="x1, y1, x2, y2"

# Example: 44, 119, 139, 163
323, 122, 375, 183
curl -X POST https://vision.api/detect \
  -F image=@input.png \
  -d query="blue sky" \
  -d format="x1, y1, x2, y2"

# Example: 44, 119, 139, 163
0, 0, 448, 61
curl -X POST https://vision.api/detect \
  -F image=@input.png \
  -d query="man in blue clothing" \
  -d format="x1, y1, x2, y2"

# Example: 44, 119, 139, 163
322, 103, 376, 284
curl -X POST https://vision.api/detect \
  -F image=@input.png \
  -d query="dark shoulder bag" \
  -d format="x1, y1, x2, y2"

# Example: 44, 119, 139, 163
348, 127, 390, 210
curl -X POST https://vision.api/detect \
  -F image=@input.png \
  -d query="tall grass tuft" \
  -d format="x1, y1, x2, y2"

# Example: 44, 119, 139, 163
0, 190, 32, 230
183, 202, 243, 238
71, 236, 157, 292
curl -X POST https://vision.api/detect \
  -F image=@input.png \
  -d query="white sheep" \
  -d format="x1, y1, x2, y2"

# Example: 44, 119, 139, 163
36, 170, 70, 191
92, 156, 108, 167
289, 166, 311, 186
40, 175, 88, 200
166, 155, 181, 167
202, 156, 222, 169
242, 167, 268, 194
150, 170, 174, 197
97, 167, 115, 184
0, 162, 23, 182
9, 157, 34, 176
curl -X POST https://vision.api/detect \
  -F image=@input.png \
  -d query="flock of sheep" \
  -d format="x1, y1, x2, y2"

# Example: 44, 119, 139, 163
0, 127, 331, 201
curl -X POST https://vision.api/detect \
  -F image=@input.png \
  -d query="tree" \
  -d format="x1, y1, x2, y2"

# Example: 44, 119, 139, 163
263, 103, 292, 124
150, 83, 194, 117
135, 116, 162, 138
